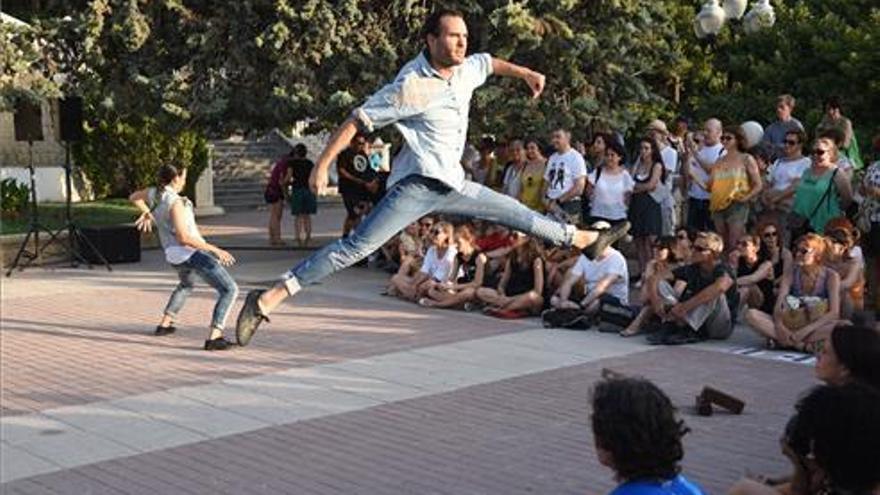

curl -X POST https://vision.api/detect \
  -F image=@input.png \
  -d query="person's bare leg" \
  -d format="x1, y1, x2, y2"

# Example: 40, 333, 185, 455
621, 306, 653, 336
268, 201, 283, 245
744, 309, 776, 340
499, 291, 543, 313
423, 287, 477, 308
477, 288, 509, 308
158, 314, 174, 328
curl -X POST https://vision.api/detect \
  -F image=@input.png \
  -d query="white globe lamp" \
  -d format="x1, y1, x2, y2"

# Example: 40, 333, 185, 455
722, 0, 748, 20
696, 0, 727, 37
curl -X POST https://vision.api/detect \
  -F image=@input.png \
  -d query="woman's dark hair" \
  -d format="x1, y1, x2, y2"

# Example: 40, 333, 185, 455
784, 383, 880, 494
293, 143, 308, 158
157, 164, 183, 188
422, 8, 465, 43
591, 378, 689, 481
604, 138, 626, 163
591, 132, 611, 148
638, 136, 666, 183
824, 95, 842, 111
723, 125, 749, 152
655, 236, 680, 263
830, 325, 880, 389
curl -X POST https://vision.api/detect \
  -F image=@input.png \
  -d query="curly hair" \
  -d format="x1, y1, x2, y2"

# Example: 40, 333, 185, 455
591, 378, 689, 481
784, 383, 880, 494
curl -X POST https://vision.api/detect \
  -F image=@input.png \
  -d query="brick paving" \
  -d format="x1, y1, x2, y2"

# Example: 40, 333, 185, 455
1, 348, 812, 494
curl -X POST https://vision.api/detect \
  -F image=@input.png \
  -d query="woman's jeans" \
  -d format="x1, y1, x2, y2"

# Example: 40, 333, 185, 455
282, 176, 575, 294
164, 250, 239, 330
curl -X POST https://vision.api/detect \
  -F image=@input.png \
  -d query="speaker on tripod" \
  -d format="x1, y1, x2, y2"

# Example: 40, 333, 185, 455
50, 97, 113, 272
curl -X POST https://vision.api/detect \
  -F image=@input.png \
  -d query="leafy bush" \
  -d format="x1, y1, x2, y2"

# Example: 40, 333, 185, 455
73, 117, 209, 203
0, 178, 30, 217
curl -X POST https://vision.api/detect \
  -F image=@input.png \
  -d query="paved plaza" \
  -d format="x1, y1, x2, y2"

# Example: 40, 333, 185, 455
1, 205, 818, 494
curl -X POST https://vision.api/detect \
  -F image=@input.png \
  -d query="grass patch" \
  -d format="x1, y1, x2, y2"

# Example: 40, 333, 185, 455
0, 199, 138, 236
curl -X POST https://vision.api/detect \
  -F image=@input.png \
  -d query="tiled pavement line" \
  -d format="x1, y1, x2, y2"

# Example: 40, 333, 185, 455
1, 347, 812, 495
0, 329, 646, 483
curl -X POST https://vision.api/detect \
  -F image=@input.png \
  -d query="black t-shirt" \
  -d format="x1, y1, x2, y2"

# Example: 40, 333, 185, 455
337, 148, 376, 196
289, 158, 314, 191
672, 262, 739, 314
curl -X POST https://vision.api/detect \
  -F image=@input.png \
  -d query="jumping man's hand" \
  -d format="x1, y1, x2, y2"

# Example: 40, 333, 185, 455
524, 70, 546, 99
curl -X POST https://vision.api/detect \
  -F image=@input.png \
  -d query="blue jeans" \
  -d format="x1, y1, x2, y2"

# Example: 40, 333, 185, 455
164, 250, 239, 330
282, 176, 575, 294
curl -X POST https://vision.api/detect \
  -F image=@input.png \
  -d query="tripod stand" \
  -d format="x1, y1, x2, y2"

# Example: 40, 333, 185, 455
5, 142, 69, 276
46, 142, 112, 271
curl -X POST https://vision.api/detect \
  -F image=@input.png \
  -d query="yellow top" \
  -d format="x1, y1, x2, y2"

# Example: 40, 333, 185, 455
519, 163, 546, 212
709, 163, 750, 212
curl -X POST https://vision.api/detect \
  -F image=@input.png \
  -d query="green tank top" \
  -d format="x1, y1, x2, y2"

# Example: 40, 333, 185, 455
792, 168, 839, 234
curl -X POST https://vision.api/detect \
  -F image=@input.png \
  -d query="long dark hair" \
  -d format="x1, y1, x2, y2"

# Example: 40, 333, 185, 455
157, 164, 183, 188
830, 324, 880, 389
638, 137, 666, 183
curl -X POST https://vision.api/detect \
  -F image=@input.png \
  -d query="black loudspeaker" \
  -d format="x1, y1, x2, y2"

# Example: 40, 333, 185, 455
14, 101, 43, 142
77, 225, 141, 264
59, 97, 84, 142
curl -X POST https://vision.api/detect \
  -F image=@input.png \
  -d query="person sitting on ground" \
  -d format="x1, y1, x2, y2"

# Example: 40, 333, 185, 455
474, 223, 519, 277
549, 227, 629, 318
544, 244, 583, 297
753, 217, 793, 299
475, 236, 545, 316
729, 234, 775, 316
645, 231, 738, 345
621, 236, 682, 337
823, 218, 865, 318
130, 164, 239, 351
388, 221, 457, 301
381, 220, 424, 276
815, 324, 880, 389
673, 227, 693, 263
419, 224, 488, 309
727, 383, 880, 495
744, 234, 841, 352
592, 377, 706, 495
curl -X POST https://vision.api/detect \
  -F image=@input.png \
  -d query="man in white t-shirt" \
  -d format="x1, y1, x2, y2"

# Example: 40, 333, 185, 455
683, 118, 724, 231
543, 128, 587, 224
550, 245, 629, 314
647, 119, 680, 235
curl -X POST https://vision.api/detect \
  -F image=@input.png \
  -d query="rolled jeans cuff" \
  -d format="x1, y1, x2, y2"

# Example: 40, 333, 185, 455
281, 274, 302, 296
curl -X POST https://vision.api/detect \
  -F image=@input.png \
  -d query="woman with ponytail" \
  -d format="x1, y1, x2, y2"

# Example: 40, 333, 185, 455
129, 164, 239, 351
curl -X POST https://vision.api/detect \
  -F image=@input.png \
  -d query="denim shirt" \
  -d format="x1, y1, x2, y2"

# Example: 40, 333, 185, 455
352, 51, 493, 192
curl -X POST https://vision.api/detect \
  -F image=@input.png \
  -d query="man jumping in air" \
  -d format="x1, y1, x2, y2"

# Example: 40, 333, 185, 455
235, 8, 629, 344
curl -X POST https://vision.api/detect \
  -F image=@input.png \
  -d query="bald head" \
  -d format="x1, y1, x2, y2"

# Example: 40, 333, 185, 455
703, 118, 722, 146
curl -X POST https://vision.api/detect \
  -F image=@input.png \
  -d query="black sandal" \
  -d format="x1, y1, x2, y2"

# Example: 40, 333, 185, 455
204, 337, 233, 351
155, 325, 176, 336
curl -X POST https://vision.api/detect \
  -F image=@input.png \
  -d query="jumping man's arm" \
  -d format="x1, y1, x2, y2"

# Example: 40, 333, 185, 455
309, 118, 359, 195
491, 58, 545, 98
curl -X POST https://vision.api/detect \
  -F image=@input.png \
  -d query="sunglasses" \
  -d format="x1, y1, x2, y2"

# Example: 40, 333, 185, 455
783, 140, 799, 146
762, 230, 778, 238
677, 234, 689, 240
812, 148, 827, 156
430, 228, 444, 236
795, 246, 812, 256
694, 245, 712, 253
720, 135, 734, 142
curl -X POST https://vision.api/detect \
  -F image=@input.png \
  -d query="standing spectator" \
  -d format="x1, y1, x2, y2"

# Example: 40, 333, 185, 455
519, 138, 547, 211
587, 132, 609, 172
549, 241, 629, 315
744, 234, 841, 352
647, 119, 679, 235
287, 144, 317, 247
646, 232, 738, 345
668, 115, 691, 159
762, 94, 805, 159
629, 137, 667, 282
761, 129, 810, 245
544, 128, 588, 224
265, 150, 293, 246
501, 139, 526, 200
472, 136, 500, 188
683, 119, 724, 232
816, 96, 861, 169
791, 136, 853, 234
337, 132, 379, 237
708, 126, 763, 252
586, 139, 634, 226
859, 136, 880, 312
591, 378, 706, 495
